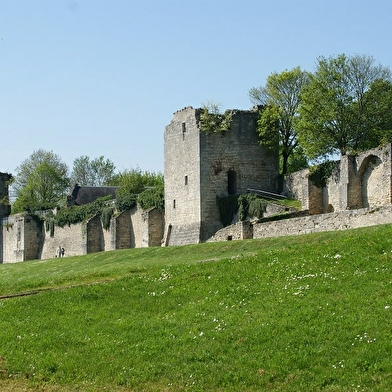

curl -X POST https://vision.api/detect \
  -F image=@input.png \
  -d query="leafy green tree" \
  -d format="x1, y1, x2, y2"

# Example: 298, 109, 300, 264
298, 54, 392, 159
138, 183, 164, 212
0, 173, 13, 215
12, 150, 69, 213
283, 145, 308, 174
12, 162, 69, 213
70, 155, 116, 186
361, 79, 392, 147
13, 150, 69, 194
111, 168, 164, 211
111, 168, 163, 194
249, 67, 309, 187
199, 101, 233, 133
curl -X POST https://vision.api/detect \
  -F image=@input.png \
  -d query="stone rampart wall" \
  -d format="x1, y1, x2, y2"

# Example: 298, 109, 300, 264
283, 169, 309, 209
141, 208, 164, 247
2, 215, 27, 263
253, 205, 392, 239
208, 205, 392, 243
115, 210, 133, 249
207, 221, 253, 242
130, 207, 144, 248
86, 215, 103, 254
40, 222, 87, 259
1, 206, 164, 263
284, 145, 392, 214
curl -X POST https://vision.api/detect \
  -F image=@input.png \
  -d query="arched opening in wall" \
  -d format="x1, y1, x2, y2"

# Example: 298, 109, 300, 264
228, 170, 237, 195
359, 155, 383, 208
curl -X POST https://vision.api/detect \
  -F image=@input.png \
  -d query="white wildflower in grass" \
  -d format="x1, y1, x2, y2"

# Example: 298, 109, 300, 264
157, 269, 171, 282
284, 271, 340, 296
332, 360, 344, 369
212, 317, 227, 331
385, 305, 390, 309
334, 254, 341, 259
148, 290, 166, 296
293, 284, 310, 296
352, 332, 376, 345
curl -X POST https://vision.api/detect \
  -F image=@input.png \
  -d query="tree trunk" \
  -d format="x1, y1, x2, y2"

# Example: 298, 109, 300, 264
278, 153, 289, 193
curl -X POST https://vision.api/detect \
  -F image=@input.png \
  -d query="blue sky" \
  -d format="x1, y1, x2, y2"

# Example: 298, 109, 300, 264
1, 0, 391, 175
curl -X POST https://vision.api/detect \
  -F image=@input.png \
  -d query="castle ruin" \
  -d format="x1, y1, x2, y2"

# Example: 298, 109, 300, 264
1, 106, 392, 263
163, 106, 279, 245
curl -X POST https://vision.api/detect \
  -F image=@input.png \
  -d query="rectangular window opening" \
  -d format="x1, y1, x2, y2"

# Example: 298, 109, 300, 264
228, 170, 237, 195
185, 175, 188, 185
182, 122, 186, 140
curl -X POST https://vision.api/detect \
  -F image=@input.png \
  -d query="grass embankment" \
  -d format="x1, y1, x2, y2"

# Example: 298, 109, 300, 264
1, 225, 392, 391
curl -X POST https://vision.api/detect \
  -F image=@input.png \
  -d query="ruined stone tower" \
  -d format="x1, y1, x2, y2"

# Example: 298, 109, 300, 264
164, 106, 279, 246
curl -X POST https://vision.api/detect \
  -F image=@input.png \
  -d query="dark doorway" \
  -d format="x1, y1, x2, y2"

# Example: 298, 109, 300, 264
228, 170, 237, 195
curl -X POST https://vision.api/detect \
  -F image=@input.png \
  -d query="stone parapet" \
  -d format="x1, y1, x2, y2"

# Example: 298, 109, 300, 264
253, 205, 392, 239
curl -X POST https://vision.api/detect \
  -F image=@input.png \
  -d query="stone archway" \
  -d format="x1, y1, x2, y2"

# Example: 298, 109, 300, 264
358, 155, 383, 208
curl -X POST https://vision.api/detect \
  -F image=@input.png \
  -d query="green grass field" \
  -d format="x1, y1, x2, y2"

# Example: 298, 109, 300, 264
1, 224, 392, 391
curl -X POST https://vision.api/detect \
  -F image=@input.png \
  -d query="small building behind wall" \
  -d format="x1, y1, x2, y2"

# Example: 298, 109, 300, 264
164, 106, 279, 246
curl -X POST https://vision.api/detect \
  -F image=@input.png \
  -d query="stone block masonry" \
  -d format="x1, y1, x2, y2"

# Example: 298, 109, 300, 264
0, 206, 164, 263
208, 205, 392, 243
164, 106, 279, 246
284, 144, 392, 214
253, 205, 392, 239
208, 144, 392, 243
2, 113, 392, 261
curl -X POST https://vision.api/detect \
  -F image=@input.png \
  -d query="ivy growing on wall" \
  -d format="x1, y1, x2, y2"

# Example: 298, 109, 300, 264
217, 194, 267, 227
238, 194, 267, 221
115, 193, 137, 212
53, 195, 114, 228
101, 206, 114, 231
137, 183, 164, 212
217, 195, 239, 227
45, 216, 55, 237
40, 195, 115, 237
41, 184, 164, 236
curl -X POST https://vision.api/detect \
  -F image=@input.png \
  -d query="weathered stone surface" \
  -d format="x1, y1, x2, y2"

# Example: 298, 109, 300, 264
2, 122, 392, 262
0, 207, 164, 263
164, 106, 279, 245
253, 205, 392, 239
284, 145, 392, 214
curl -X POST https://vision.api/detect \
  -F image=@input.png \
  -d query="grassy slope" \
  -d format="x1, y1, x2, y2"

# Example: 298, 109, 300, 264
1, 225, 392, 391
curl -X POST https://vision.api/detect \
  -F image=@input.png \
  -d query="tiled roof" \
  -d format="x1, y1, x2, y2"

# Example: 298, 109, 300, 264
67, 184, 119, 206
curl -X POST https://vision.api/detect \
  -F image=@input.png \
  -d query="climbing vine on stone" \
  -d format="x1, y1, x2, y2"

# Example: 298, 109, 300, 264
101, 206, 114, 230
217, 194, 267, 227
238, 194, 267, 221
